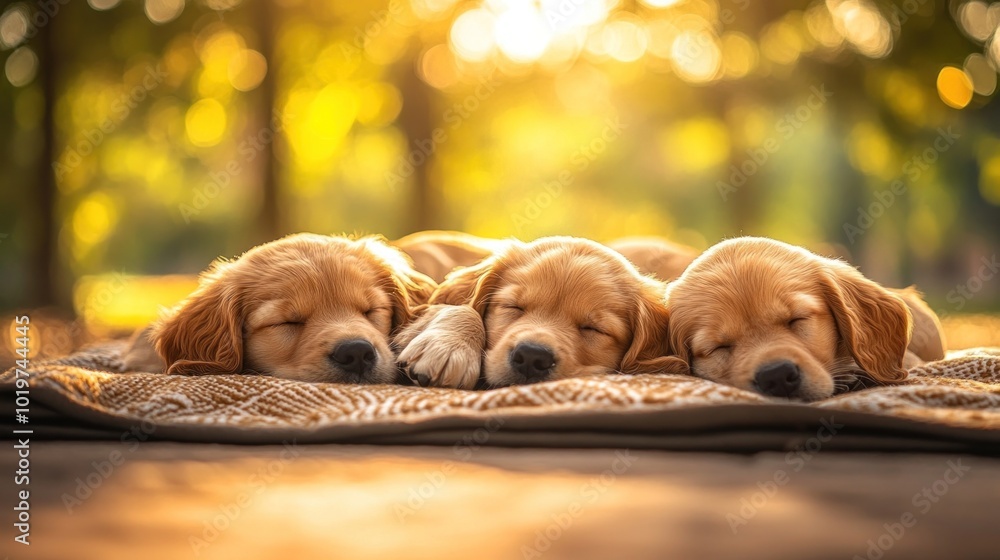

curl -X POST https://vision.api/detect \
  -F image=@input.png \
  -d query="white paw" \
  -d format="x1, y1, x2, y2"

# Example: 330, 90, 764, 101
398, 307, 484, 389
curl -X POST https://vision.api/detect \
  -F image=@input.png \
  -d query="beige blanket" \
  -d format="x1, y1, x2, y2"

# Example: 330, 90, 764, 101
3, 344, 999, 451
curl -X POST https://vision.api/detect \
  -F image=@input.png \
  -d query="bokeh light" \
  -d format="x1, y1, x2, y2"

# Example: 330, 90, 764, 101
88, 0, 123, 10
936, 66, 974, 109
5, 46, 37, 87
0, 5, 28, 49
228, 49, 267, 91
145, 0, 185, 25
185, 98, 228, 146
495, 5, 551, 63
826, 0, 892, 59
450, 8, 497, 62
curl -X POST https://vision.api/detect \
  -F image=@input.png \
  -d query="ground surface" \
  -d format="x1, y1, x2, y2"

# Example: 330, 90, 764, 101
2, 443, 997, 559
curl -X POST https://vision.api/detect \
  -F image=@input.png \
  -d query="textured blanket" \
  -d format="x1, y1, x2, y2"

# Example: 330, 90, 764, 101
3, 344, 1000, 452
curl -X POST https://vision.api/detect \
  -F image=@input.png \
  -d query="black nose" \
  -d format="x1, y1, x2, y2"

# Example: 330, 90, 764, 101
510, 342, 556, 381
754, 361, 802, 397
329, 339, 376, 376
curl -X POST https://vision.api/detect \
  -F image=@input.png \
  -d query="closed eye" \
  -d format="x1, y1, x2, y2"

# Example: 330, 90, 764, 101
580, 325, 606, 336
707, 344, 732, 356
500, 304, 525, 313
271, 320, 304, 328
787, 317, 808, 328
365, 307, 389, 317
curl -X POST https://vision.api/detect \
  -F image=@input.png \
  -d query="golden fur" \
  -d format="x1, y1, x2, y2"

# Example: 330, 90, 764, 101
131, 233, 435, 384
396, 236, 687, 389
666, 237, 936, 401
392, 230, 505, 283
605, 236, 699, 282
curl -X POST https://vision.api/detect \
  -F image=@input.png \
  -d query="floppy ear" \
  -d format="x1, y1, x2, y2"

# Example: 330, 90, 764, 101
820, 263, 912, 384
429, 257, 499, 316
620, 284, 689, 375
386, 268, 437, 334
153, 262, 245, 375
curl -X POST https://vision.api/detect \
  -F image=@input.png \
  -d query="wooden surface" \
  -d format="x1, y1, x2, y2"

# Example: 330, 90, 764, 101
3, 442, 997, 559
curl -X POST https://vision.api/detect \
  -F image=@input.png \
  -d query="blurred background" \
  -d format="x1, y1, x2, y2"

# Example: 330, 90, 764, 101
1, 0, 999, 359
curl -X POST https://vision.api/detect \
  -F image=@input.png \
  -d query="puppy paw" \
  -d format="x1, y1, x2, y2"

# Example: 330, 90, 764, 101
397, 306, 484, 390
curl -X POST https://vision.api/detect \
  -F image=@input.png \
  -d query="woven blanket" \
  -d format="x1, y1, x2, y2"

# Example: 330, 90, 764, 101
3, 344, 1000, 452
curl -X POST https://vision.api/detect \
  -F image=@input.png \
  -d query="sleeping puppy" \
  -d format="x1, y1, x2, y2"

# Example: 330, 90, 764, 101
666, 236, 944, 401
124, 233, 435, 384
394, 236, 687, 389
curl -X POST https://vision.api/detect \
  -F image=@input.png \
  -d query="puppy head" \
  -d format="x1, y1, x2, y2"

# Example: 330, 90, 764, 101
154, 233, 436, 383
667, 237, 911, 401
432, 237, 686, 386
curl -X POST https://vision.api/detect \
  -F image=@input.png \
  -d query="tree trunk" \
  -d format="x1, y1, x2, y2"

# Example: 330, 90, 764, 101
396, 54, 438, 234
254, 0, 280, 243
32, 11, 58, 309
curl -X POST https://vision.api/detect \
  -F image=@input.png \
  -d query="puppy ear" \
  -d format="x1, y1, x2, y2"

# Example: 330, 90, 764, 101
430, 257, 498, 316
821, 263, 912, 384
620, 283, 689, 375
154, 262, 245, 375
387, 268, 436, 334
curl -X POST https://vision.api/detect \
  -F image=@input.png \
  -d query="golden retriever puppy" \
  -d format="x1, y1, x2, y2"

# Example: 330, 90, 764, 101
666, 236, 943, 401
392, 230, 504, 283
394, 236, 687, 389
606, 236, 699, 282
125, 233, 435, 384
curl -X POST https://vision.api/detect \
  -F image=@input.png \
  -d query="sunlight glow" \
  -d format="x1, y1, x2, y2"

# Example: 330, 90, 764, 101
957, 1, 999, 42
71, 192, 118, 265
419, 44, 459, 89
936, 66, 974, 109
228, 49, 267, 91
495, 5, 551, 62
721, 32, 758, 78
4, 46, 37, 87
639, 0, 684, 7
145, 0, 185, 25
964, 53, 997, 97
671, 30, 722, 83
451, 9, 497, 62
286, 85, 358, 166
826, 0, 892, 59
601, 17, 647, 62
185, 98, 227, 146
88, 0, 122, 10
0, 6, 28, 49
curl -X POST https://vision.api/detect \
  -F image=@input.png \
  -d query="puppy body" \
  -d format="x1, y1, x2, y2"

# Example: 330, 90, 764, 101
605, 236, 699, 282
399, 236, 687, 389
667, 237, 930, 401
127, 233, 435, 384
392, 230, 507, 283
